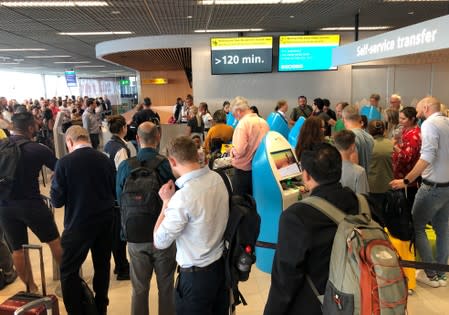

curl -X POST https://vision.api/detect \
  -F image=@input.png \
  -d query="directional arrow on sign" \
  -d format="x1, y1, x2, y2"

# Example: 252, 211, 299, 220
214, 58, 221, 65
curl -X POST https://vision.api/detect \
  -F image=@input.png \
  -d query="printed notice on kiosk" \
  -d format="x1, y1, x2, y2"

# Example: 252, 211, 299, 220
210, 37, 273, 74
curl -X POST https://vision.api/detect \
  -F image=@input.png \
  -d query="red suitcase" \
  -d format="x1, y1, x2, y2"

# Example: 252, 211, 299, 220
0, 244, 59, 315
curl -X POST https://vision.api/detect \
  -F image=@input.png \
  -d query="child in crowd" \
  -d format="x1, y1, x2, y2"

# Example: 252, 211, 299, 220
334, 130, 370, 194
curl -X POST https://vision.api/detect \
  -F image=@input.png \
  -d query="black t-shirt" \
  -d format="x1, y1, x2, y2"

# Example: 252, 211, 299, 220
7, 135, 57, 204
132, 109, 160, 127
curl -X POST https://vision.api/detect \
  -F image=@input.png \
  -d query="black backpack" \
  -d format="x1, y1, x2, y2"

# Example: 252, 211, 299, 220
120, 155, 165, 243
215, 171, 261, 310
0, 138, 29, 200
383, 189, 414, 241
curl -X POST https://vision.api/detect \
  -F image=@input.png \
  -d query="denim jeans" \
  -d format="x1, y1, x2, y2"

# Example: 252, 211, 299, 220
412, 184, 449, 277
128, 242, 176, 315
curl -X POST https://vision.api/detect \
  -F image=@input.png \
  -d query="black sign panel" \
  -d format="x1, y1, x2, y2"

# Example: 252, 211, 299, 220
210, 37, 273, 75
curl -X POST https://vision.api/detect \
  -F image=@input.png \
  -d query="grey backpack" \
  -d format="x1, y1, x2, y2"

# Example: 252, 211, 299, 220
302, 194, 408, 315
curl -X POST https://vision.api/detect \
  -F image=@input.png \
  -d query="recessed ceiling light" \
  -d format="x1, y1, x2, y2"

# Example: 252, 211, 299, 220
53, 61, 91, 64
111, 10, 121, 14
0, 48, 46, 52
99, 70, 126, 73
187, 15, 193, 19
384, 0, 447, 2
289, 15, 295, 18
408, 11, 415, 14
0, 1, 109, 7
26, 55, 71, 58
58, 31, 133, 36
199, 0, 304, 4
320, 26, 391, 31
194, 28, 264, 33
75, 65, 106, 68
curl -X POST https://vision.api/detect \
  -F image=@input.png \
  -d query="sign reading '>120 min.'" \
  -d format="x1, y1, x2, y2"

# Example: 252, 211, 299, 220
210, 37, 273, 75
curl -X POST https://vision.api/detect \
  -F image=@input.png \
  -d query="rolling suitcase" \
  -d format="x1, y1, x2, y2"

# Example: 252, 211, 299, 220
0, 244, 59, 315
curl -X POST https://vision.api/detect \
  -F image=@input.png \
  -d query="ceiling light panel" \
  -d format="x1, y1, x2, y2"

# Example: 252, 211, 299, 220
320, 26, 392, 31
26, 55, 71, 58
0, 48, 46, 51
199, 0, 304, 4
0, 1, 109, 7
58, 31, 134, 36
194, 28, 264, 32
53, 61, 91, 64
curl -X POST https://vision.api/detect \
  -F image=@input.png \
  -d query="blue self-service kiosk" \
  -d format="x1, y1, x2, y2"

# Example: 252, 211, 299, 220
360, 105, 382, 122
226, 112, 238, 129
252, 131, 302, 273
267, 112, 290, 140
288, 116, 306, 148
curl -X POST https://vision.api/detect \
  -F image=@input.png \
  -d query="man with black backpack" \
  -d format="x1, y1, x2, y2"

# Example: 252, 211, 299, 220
116, 122, 176, 315
154, 136, 230, 315
0, 112, 62, 293
264, 143, 377, 315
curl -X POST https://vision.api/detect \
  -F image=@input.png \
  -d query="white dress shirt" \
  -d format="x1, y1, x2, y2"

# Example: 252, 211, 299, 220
154, 167, 229, 267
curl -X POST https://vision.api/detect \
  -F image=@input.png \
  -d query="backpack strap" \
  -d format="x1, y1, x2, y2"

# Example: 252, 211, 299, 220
356, 193, 371, 219
127, 154, 165, 172
214, 169, 233, 198
300, 196, 346, 225
300, 193, 370, 305
300, 193, 370, 224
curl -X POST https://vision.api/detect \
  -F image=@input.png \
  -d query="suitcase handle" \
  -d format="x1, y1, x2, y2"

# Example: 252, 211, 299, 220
13, 297, 53, 315
22, 244, 47, 296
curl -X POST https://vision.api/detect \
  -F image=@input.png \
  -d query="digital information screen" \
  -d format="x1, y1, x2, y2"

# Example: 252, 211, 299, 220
270, 149, 300, 180
64, 70, 77, 87
278, 35, 340, 72
210, 37, 273, 75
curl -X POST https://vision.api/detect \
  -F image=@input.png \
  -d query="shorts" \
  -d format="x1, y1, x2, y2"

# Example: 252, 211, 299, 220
0, 200, 60, 251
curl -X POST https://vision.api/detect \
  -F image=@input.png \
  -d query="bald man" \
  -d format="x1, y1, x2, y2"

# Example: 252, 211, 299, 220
51, 125, 116, 315
390, 97, 449, 288
116, 122, 176, 315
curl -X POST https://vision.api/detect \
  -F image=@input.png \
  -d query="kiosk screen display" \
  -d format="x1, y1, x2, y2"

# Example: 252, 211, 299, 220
210, 36, 273, 74
278, 34, 340, 71
270, 149, 301, 179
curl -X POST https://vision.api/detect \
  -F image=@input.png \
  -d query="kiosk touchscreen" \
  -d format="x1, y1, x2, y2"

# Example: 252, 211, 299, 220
266, 112, 290, 140
288, 116, 305, 148
252, 131, 302, 273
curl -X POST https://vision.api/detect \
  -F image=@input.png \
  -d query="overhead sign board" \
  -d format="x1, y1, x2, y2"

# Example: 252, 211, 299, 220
64, 70, 77, 87
278, 35, 340, 71
210, 36, 273, 75
333, 14, 449, 66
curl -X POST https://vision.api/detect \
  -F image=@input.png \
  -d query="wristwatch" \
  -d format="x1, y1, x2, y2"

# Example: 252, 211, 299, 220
403, 178, 410, 185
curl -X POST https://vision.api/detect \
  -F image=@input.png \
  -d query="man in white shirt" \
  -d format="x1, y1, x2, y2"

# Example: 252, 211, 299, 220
391, 96, 449, 288
153, 136, 229, 315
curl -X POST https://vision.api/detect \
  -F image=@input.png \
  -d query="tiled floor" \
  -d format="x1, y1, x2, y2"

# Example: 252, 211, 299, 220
1, 191, 449, 314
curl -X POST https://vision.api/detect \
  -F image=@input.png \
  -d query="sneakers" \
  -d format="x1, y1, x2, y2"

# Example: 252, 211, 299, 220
438, 275, 447, 287
416, 270, 440, 288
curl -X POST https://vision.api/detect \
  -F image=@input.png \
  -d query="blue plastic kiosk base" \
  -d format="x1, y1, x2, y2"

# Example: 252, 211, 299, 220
255, 246, 275, 273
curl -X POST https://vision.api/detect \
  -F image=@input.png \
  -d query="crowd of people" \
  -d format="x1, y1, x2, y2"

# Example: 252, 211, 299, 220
0, 91, 449, 315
